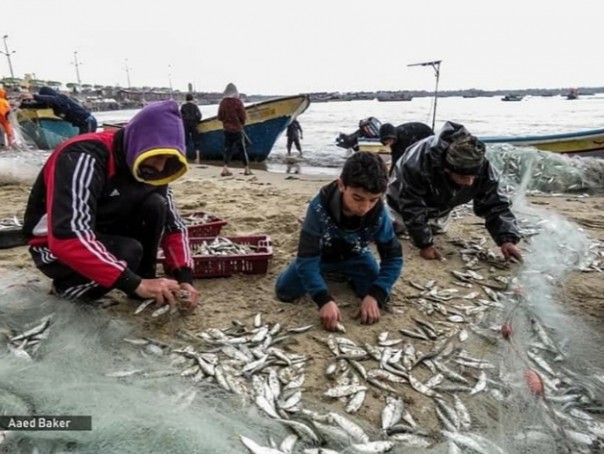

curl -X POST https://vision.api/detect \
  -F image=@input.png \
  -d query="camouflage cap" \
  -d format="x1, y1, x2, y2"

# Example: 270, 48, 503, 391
445, 134, 486, 175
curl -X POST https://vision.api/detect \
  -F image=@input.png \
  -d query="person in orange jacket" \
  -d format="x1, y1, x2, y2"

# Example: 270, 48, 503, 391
0, 88, 15, 149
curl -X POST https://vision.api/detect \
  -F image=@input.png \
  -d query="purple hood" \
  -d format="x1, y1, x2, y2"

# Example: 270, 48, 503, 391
123, 100, 188, 184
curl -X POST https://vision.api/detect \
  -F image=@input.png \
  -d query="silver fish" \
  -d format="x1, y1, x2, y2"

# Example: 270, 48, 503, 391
381, 396, 403, 430
239, 435, 284, 454
134, 299, 155, 315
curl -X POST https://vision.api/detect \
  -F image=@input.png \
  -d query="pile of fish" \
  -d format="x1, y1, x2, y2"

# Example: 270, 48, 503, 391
0, 216, 22, 231
181, 212, 219, 227
190, 236, 255, 256
2, 314, 52, 362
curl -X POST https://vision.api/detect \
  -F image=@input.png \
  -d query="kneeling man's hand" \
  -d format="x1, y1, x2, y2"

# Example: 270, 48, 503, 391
420, 245, 442, 260
359, 295, 380, 325
501, 242, 523, 262
178, 282, 199, 313
319, 301, 341, 332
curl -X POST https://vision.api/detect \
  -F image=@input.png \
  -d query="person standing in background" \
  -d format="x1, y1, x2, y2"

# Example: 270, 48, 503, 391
217, 82, 251, 176
286, 119, 303, 156
180, 94, 202, 163
0, 88, 15, 149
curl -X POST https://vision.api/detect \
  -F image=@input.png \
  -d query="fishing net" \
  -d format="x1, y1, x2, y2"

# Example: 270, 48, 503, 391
2, 147, 604, 454
487, 144, 604, 194
0, 273, 286, 454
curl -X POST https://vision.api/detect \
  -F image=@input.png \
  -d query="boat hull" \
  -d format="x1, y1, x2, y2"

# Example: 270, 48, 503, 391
360, 128, 604, 159
480, 127, 604, 158
16, 107, 79, 150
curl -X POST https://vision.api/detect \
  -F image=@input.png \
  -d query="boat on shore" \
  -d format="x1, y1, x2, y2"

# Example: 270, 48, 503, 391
355, 127, 604, 159
15, 106, 78, 150
480, 127, 604, 158
103, 94, 310, 162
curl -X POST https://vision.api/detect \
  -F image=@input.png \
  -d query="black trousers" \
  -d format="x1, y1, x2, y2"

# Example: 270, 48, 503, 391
184, 123, 199, 160
223, 131, 249, 166
32, 192, 167, 301
286, 135, 301, 153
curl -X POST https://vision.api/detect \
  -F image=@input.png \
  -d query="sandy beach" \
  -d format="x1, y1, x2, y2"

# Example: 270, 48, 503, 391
1, 161, 604, 436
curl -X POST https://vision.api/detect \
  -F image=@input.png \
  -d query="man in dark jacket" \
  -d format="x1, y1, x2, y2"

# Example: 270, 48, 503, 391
180, 94, 202, 162
386, 121, 522, 261
286, 119, 303, 156
380, 122, 434, 176
23, 100, 198, 309
275, 152, 403, 331
30, 86, 97, 134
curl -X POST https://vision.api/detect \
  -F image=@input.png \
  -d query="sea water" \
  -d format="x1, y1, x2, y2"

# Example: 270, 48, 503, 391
7, 93, 604, 175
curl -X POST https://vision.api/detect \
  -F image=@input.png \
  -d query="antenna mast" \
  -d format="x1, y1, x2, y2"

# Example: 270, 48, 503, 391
408, 60, 442, 130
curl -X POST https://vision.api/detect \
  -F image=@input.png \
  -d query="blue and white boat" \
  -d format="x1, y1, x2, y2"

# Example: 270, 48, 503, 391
194, 94, 310, 162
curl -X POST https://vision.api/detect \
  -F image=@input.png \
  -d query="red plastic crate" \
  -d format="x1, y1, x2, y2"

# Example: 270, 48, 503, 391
161, 235, 273, 278
180, 211, 228, 237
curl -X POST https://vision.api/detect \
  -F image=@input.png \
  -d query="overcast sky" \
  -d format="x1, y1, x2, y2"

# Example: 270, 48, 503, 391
2, 0, 601, 95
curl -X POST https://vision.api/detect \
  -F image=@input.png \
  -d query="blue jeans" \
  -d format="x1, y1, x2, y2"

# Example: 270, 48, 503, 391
275, 253, 379, 302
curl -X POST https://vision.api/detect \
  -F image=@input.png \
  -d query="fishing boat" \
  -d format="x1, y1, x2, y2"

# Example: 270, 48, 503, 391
15, 106, 79, 150
501, 94, 524, 102
196, 94, 310, 161
103, 94, 310, 162
480, 127, 604, 158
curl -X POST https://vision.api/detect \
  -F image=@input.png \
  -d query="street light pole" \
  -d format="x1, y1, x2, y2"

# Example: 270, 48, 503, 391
124, 58, 132, 88
72, 51, 82, 86
0, 35, 16, 79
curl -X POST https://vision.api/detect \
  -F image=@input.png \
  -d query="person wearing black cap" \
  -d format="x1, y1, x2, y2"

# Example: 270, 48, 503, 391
379, 122, 434, 176
386, 121, 522, 261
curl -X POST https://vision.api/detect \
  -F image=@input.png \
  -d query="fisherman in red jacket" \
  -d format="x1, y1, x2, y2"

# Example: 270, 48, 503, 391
217, 82, 251, 176
23, 101, 198, 310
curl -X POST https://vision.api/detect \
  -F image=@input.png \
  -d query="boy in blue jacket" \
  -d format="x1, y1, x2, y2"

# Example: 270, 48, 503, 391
275, 152, 403, 331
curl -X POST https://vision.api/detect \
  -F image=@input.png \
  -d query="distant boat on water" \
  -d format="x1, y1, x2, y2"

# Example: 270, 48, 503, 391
501, 94, 524, 102
566, 88, 579, 100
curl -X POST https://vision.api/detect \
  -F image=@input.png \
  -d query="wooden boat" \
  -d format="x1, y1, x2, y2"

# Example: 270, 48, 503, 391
195, 94, 310, 161
103, 94, 310, 162
15, 106, 78, 150
480, 127, 604, 158
357, 127, 604, 159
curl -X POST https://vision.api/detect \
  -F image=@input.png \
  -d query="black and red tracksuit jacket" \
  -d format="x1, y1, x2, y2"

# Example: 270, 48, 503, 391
22, 129, 192, 294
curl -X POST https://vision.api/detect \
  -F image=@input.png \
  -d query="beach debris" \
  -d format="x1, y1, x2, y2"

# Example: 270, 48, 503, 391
525, 369, 545, 396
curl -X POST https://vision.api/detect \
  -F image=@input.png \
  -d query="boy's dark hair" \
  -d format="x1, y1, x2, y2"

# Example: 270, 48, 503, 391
340, 151, 388, 194
186, 94, 194, 101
